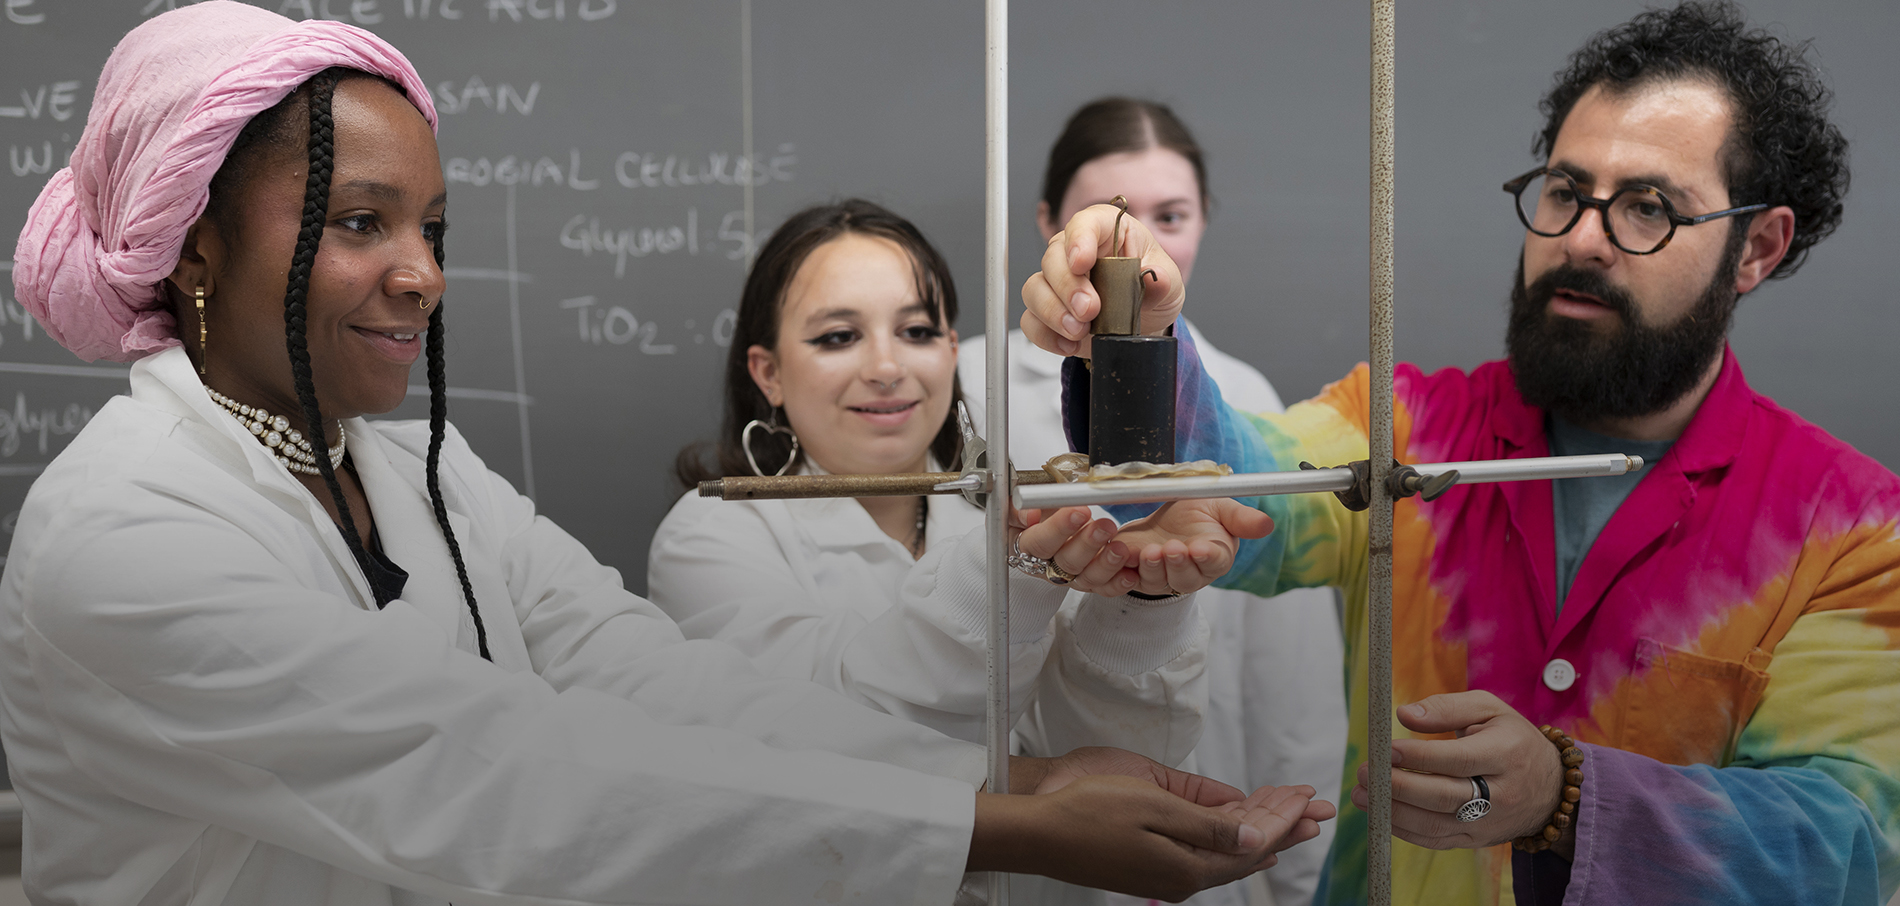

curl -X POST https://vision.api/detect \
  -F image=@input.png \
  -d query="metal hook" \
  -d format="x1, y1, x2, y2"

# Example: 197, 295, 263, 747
1109, 194, 1130, 257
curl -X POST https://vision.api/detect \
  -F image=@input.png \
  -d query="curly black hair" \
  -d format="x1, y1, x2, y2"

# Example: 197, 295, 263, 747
1534, 0, 1849, 280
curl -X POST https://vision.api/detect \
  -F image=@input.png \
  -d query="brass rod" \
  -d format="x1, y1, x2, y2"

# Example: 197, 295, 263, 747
699, 470, 1055, 501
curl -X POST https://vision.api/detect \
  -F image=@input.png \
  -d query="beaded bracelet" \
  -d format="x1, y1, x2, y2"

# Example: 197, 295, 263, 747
1512, 725, 1584, 853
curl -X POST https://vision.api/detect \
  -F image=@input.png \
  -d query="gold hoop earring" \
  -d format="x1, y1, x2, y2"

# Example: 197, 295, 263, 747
195, 285, 207, 377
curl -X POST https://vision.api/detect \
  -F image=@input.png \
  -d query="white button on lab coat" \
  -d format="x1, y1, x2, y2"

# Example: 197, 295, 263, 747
0, 347, 989, 906
959, 324, 1348, 906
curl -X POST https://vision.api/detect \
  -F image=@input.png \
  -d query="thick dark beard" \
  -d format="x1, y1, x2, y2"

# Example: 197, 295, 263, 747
1505, 241, 1742, 423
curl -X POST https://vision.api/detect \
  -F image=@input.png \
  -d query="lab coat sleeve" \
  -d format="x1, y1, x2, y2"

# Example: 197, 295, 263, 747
1067, 323, 1372, 598
648, 494, 1071, 745
1015, 592, 1210, 767
435, 445, 988, 782
14, 477, 979, 906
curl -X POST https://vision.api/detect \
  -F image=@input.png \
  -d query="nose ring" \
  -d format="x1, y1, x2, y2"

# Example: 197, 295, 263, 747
420, 297, 435, 311
873, 378, 899, 392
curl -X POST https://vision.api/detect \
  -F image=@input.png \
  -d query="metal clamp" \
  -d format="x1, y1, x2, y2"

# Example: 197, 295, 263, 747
1302, 460, 1374, 512
948, 401, 1007, 508
1300, 459, 1462, 512
1386, 462, 1461, 502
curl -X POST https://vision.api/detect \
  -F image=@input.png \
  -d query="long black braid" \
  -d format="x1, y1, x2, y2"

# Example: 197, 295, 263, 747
279, 68, 490, 660
280, 70, 381, 604
424, 234, 491, 661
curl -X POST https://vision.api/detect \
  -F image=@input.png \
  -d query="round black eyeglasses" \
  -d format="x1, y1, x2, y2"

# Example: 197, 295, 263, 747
1503, 167, 1768, 255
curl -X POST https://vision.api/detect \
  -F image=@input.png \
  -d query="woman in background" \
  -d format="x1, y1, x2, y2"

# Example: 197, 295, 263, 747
0, 9, 1328, 902
958, 97, 1348, 906
654, 199, 1270, 761
654, 199, 1320, 904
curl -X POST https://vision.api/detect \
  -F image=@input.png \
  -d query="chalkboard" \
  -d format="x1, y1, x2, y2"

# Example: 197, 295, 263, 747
4, 0, 1896, 611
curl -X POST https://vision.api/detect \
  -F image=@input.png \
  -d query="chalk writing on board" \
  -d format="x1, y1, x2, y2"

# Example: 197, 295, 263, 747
615, 144, 796, 189
401, 0, 454, 17
6, 0, 44, 25
273, 0, 385, 24
557, 208, 758, 278
443, 150, 600, 190
715, 212, 752, 261
9, 142, 57, 178
0, 290, 40, 348
398, 0, 615, 22
140, 0, 612, 25
0, 82, 80, 120
556, 296, 682, 354
480, 0, 614, 22
434, 76, 538, 115
0, 393, 94, 458
439, 146, 797, 192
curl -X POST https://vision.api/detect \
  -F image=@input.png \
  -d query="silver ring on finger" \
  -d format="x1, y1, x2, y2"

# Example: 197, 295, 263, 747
1455, 776, 1492, 823
1006, 540, 1051, 578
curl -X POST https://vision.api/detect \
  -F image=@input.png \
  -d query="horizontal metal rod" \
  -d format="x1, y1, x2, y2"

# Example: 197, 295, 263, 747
1015, 467, 1356, 509
1414, 453, 1642, 485
700, 470, 1055, 500
1013, 453, 1643, 509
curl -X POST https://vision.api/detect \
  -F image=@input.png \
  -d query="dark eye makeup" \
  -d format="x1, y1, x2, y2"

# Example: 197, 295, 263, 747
803, 320, 944, 350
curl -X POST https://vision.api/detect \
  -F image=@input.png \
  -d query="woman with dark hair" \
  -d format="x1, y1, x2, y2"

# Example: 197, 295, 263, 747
958, 98, 1348, 906
1, 8, 1329, 903
653, 199, 1274, 761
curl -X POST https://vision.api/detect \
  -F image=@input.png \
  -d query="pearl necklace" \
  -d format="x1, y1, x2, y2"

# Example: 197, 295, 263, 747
206, 388, 345, 476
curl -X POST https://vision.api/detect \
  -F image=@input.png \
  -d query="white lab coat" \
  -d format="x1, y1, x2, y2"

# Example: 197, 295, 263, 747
647, 481, 1209, 767
0, 346, 989, 906
958, 323, 1348, 906
648, 464, 1211, 906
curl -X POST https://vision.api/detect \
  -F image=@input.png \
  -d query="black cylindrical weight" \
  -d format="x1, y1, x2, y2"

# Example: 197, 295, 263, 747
1089, 334, 1176, 466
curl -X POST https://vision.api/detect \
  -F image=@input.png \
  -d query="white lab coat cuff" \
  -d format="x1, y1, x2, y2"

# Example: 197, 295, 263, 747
929, 526, 1068, 646
1069, 592, 1203, 674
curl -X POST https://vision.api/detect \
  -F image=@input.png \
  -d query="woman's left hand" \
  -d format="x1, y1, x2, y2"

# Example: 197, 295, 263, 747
1111, 498, 1274, 597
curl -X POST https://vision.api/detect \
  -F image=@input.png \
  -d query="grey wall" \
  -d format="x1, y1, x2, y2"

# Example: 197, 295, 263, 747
2, 0, 1894, 601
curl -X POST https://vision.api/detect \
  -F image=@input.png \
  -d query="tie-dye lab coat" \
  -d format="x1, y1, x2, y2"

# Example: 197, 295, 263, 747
1080, 334, 1900, 905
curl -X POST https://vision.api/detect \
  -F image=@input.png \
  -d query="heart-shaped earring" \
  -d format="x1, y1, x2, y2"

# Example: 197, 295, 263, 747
742, 415, 801, 476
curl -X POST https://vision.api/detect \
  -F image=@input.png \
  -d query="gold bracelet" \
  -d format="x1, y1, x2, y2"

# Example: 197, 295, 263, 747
1512, 725, 1584, 853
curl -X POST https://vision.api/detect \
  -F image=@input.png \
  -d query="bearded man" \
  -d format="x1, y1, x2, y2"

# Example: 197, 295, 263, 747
1019, 2, 1897, 904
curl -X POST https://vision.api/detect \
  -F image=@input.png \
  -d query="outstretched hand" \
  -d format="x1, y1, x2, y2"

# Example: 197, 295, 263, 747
1110, 498, 1274, 597
1022, 204, 1186, 358
1018, 746, 1240, 804
978, 748, 1336, 901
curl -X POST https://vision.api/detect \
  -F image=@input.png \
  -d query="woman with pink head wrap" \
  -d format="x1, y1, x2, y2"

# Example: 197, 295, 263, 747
0, 5, 1327, 903
13, 1, 435, 364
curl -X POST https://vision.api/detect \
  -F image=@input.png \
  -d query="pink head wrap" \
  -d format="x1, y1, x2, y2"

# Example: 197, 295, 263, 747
11, 1, 438, 363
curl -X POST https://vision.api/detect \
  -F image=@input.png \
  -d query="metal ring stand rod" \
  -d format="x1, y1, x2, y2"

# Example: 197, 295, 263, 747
1368, 2, 1398, 903
983, 0, 1012, 902
1013, 454, 1644, 510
